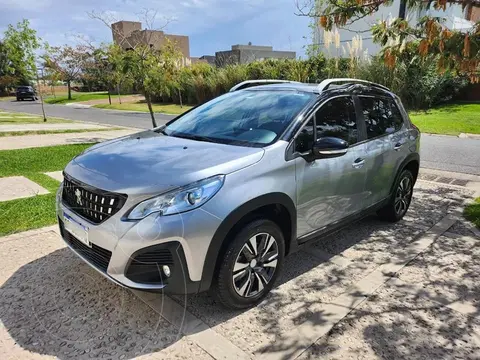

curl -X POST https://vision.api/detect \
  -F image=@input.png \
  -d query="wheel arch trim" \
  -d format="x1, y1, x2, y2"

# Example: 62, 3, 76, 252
391, 153, 420, 196
199, 192, 296, 292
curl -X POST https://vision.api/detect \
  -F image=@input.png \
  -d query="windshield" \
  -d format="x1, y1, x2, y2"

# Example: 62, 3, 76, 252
17, 86, 32, 91
163, 90, 315, 146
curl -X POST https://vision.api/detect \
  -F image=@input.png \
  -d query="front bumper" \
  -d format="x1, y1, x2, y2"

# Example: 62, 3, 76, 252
56, 195, 222, 294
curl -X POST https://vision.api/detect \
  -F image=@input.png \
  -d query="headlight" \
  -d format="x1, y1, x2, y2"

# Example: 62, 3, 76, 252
127, 175, 225, 220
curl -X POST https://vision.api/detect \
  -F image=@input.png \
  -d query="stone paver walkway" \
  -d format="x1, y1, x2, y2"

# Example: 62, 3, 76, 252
0, 129, 137, 150
44, 171, 63, 182
0, 226, 213, 360
0, 176, 49, 201
0, 123, 110, 132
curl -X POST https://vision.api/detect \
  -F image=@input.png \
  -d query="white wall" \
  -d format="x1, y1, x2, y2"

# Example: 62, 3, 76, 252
316, 0, 415, 58
316, 2, 474, 58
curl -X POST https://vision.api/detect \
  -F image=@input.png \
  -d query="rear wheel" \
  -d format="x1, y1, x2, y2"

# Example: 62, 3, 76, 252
213, 219, 285, 309
377, 169, 414, 222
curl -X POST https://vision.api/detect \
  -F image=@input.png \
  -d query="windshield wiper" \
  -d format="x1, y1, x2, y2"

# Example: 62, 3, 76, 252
170, 133, 217, 143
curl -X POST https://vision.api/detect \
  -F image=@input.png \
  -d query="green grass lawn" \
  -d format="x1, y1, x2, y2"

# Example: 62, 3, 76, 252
409, 103, 480, 136
44, 91, 110, 104
464, 197, 480, 229
94, 101, 192, 115
0, 144, 92, 236
0, 96, 15, 101
0, 111, 71, 124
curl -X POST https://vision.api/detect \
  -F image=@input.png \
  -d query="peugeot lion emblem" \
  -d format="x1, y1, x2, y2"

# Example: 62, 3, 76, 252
75, 189, 83, 206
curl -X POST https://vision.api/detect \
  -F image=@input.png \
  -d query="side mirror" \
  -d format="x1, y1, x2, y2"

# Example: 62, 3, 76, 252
312, 137, 349, 159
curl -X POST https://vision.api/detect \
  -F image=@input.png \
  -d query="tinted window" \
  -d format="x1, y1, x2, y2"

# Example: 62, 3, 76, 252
295, 118, 314, 153
315, 96, 358, 145
359, 97, 404, 139
164, 90, 315, 146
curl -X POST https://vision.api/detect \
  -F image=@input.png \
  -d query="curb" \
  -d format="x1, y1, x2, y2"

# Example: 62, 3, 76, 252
423, 132, 480, 139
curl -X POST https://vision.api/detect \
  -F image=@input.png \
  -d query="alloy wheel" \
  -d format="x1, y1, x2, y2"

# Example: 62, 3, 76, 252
394, 176, 412, 216
232, 232, 279, 298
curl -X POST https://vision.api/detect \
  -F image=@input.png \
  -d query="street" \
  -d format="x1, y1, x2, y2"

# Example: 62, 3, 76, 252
1, 100, 479, 175
0, 99, 174, 129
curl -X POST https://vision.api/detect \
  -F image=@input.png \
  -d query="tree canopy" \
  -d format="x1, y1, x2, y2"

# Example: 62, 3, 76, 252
43, 44, 91, 99
298, 0, 480, 81
0, 19, 41, 93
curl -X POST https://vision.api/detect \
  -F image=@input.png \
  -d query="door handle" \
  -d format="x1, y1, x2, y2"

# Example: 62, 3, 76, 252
394, 143, 403, 151
352, 158, 365, 169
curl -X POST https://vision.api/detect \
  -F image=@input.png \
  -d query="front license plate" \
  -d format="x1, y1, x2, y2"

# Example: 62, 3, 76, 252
63, 212, 91, 247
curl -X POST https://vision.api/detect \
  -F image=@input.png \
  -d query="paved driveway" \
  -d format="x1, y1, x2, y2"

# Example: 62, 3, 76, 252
1, 170, 479, 359
1, 100, 479, 175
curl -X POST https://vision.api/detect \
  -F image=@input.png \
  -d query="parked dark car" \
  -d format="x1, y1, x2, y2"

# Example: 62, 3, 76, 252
16, 86, 37, 101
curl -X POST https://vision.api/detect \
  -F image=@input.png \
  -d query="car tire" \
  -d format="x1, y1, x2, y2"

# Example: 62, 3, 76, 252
213, 219, 285, 309
377, 169, 414, 222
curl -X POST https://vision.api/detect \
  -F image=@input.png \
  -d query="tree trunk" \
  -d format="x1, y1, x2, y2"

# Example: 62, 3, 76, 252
146, 92, 157, 127
178, 89, 183, 108
67, 80, 72, 100
117, 84, 122, 104
107, 89, 112, 105
52, 84, 56, 99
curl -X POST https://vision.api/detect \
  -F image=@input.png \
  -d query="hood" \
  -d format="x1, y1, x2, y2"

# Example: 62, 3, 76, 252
65, 130, 264, 195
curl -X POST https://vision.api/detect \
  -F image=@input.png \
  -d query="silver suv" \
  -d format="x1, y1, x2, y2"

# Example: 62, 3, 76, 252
56, 78, 420, 309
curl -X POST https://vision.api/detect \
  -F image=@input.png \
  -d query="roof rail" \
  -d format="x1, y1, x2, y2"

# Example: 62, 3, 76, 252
229, 79, 301, 92
317, 78, 390, 92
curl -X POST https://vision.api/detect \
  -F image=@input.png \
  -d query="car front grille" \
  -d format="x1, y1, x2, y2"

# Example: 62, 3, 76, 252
59, 219, 112, 273
62, 175, 127, 224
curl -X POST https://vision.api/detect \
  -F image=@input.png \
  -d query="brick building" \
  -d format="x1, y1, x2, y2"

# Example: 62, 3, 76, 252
214, 44, 296, 67
111, 21, 190, 58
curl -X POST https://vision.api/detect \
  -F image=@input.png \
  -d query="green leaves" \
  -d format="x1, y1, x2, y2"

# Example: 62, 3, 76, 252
0, 19, 41, 89
307, 0, 479, 81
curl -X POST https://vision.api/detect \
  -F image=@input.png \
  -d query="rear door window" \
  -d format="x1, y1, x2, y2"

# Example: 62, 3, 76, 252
314, 96, 358, 145
359, 96, 404, 139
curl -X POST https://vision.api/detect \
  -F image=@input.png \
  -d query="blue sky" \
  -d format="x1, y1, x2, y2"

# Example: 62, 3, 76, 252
0, 0, 312, 58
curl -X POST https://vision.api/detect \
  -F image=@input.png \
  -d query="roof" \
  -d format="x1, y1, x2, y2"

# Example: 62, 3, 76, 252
239, 81, 392, 97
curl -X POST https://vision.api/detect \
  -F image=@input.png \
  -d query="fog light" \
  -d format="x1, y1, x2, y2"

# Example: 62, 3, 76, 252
162, 265, 171, 277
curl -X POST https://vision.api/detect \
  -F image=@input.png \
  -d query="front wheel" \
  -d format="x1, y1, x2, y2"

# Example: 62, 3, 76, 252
213, 219, 285, 309
377, 169, 414, 222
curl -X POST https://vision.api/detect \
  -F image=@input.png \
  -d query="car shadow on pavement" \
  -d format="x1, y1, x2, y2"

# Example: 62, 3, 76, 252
0, 248, 187, 359
1, 184, 478, 359
172, 184, 478, 358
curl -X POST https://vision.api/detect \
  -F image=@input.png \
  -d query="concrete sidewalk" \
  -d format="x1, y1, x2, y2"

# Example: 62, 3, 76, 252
0, 129, 138, 150
0, 123, 111, 132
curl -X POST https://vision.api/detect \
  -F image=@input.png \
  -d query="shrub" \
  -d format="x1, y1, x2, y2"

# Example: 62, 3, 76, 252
358, 54, 468, 109
152, 49, 467, 109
